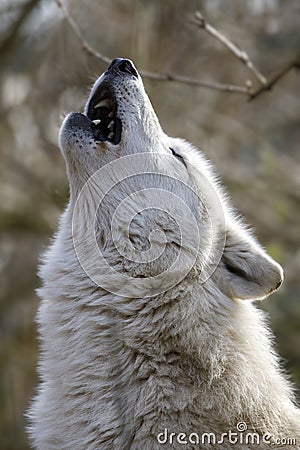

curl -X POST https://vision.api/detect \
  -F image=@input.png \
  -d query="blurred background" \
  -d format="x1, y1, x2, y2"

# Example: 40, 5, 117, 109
0, 0, 299, 448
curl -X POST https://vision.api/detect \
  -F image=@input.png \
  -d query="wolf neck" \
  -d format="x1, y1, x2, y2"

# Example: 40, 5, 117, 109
41, 221, 297, 435
119, 102, 164, 154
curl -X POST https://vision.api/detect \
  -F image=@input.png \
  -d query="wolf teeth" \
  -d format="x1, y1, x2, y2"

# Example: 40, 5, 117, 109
108, 132, 114, 140
92, 119, 101, 125
108, 120, 114, 130
108, 111, 113, 118
94, 99, 110, 108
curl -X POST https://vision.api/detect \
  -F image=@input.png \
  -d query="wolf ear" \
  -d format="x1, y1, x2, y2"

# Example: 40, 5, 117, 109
213, 224, 283, 301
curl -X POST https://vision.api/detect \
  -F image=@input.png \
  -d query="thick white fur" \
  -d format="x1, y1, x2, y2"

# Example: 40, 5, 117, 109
28, 61, 300, 449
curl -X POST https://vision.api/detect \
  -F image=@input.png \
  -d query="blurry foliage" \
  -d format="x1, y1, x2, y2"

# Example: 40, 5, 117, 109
0, 0, 299, 448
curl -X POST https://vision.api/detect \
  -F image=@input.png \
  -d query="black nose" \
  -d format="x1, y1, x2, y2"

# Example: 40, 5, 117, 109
107, 58, 138, 77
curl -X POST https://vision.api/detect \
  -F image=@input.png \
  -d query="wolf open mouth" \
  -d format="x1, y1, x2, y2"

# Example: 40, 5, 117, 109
86, 85, 122, 145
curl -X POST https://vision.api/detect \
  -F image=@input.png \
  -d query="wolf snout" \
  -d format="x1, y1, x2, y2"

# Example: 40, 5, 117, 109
107, 58, 138, 78
65, 112, 92, 129
62, 112, 109, 143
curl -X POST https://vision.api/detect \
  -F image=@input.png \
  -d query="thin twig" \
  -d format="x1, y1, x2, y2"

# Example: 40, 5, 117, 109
56, 0, 110, 65
249, 56, 300, 100
55, 0, 249, 96
192, 11, 267, 86
136, 70, 249, 93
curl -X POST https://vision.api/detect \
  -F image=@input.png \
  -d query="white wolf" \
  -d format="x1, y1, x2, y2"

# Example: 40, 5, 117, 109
28, 59, 300, 449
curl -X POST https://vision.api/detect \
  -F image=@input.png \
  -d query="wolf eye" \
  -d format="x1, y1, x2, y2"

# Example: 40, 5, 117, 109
170, 147, 187, 167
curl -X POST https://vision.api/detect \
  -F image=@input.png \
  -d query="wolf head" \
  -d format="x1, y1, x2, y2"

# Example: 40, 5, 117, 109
59, 58, 283, 301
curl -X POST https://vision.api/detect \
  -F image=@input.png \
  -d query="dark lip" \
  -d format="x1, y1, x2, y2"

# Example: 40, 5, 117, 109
86, 83, 122, 145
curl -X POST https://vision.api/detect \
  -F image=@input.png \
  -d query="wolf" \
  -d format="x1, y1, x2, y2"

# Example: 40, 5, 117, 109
28, 59, 300, 449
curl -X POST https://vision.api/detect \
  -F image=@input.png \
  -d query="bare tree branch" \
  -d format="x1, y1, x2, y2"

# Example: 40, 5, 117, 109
133, 69, 249, 93
249, 56, 300, 100
55, 0, 299, 100
192, 11, 267, 86
55, 0, 250, 95
192, 11, 300, 100
55, 0, 110, 64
